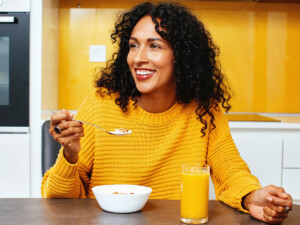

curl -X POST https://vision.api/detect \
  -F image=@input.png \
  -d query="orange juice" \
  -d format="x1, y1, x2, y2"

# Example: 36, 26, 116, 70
181, 166, 209, 224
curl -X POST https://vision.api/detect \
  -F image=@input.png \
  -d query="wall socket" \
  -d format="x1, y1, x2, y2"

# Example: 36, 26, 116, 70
89, 45, 106, 62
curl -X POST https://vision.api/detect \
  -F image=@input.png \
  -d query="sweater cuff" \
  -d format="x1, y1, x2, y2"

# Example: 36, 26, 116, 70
52, 148, 79, 178
218, 176, 261, 213
237, 184, 261, 213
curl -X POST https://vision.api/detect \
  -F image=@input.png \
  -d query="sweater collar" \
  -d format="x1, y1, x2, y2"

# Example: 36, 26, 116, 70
127, 99, 183, 126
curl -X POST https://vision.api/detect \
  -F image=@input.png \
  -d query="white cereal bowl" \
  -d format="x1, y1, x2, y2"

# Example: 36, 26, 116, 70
92, 184, 152, 213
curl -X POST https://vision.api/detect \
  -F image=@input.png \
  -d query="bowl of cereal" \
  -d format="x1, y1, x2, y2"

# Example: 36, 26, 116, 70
92, 184, 152, 213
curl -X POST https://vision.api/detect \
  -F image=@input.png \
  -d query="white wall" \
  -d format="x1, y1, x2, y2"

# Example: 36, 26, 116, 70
30, 0, 43, 197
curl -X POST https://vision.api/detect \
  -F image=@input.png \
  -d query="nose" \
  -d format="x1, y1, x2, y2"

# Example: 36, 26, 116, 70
133, 46, 149, 65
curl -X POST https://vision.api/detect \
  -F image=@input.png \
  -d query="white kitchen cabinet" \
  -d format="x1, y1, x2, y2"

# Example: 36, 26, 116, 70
209, 130, 283, 199
231, 133, 282, 187
283, 138, 300, 168
0, 133, 30, 197
282, 135, 300, 199
282, 169, 300, 199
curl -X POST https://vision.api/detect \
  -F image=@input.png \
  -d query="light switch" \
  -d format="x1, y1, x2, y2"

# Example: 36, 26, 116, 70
89, 45, 106, 62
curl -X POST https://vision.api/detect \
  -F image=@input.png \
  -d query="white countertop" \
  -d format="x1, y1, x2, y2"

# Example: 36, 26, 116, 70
229, 121, 300, 129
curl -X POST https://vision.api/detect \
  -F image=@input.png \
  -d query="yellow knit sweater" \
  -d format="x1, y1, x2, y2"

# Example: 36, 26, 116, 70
41, 90, 261, 212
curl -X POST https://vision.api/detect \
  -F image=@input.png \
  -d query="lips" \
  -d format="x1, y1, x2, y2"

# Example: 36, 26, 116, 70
135, 69, 156, 81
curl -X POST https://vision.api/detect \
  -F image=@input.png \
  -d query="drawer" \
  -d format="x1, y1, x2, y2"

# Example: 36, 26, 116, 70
283, 138, 300, 168
282, 169, 300, 199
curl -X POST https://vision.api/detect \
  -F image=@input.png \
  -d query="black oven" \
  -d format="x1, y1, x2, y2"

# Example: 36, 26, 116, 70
0, 12, 29, 127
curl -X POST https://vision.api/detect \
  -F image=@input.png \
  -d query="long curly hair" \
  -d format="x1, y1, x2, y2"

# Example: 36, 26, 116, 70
96, 2, 232, 136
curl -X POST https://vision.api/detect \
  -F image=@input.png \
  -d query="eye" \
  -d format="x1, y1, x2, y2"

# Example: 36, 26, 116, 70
129, 43, 138, 48
150, 43, 161, 49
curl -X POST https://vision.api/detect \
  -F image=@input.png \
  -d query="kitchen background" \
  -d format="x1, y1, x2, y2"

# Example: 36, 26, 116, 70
43, 0, 300, 113
0, 0, 300, 201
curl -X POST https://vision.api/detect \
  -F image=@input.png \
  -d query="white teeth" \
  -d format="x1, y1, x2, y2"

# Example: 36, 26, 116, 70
136, 70, 155, 75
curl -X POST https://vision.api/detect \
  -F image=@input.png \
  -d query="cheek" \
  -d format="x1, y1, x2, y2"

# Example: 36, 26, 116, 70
151, 52, 174, 70
157, 57, 174, 73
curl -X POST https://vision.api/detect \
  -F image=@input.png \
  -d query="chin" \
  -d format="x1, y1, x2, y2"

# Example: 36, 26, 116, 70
135, 85, 153, 94
136, 88, 152, 95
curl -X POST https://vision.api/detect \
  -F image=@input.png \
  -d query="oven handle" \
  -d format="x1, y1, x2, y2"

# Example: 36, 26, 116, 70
0, 16, 15, 23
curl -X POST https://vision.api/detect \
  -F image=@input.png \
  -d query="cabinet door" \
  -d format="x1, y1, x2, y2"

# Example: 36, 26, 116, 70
231, 133, 282, 187
209, 132, 282, 199
0, 133, 30, 197
283, 138, 300, 168
282, 169, 300, 199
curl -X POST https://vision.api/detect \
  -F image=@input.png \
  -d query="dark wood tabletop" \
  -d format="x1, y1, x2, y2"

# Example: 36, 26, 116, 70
0, 199, 298, 225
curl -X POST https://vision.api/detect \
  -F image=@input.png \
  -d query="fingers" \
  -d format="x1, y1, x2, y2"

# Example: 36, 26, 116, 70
49, 111, 84, 151
264, 204, 289, 218
266, 185, 286, 197
277, 193, 293, 210
268, 203, 289, 214
285, 193, 293, 211
53, 120, 83, 136
265, 185, 293, 207
267, 194, 293, 208
263, 203, 290, 224
263, 211, 287, 224
50, 110, 82, 135
59, 127, 84, 138
52, 121, 84, 144
56, 131, 84, 143
51, 110, 74, 126
254, 186, 293, 224
278, 192, 289, 199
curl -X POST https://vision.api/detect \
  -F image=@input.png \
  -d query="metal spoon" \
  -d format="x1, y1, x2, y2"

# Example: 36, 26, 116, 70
50, 111, 131, 136
73, 119, 131, 136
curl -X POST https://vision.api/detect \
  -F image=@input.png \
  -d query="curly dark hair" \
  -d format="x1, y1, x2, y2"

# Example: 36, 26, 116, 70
96, 1, 232, 136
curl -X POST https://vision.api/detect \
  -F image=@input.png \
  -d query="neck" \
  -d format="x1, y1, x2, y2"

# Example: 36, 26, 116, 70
137, 92, 177, 113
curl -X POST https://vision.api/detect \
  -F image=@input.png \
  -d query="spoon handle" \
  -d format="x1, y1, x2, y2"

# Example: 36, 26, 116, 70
72, 119, 107, 133
50, 111, 130, 135
51, 111, 107, 133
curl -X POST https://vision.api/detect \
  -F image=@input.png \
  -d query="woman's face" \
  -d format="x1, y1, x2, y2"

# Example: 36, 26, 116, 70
127, 16, 175, 96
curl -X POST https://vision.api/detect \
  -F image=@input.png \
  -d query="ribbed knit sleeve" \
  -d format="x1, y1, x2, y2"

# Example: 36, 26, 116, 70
41, 91, 97, 198
207, 107, 261, 213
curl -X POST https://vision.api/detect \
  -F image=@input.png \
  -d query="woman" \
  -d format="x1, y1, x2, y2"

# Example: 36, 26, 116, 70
42, 2, 292, 224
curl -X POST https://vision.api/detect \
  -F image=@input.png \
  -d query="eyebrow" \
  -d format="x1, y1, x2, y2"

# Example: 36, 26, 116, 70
129, 37, 164, 43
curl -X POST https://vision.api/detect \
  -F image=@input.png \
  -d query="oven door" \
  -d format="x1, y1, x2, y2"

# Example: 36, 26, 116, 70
0, 12, 29, 127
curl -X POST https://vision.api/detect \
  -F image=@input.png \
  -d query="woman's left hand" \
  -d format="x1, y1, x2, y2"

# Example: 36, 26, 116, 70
243, 185, 293, 224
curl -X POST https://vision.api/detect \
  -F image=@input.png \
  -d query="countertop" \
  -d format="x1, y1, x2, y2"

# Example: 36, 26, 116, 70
225, 114, 280, 122
225, 113, 300, 124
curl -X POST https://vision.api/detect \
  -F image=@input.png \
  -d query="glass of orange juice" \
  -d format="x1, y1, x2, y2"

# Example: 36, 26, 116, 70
181, 164, 209, 224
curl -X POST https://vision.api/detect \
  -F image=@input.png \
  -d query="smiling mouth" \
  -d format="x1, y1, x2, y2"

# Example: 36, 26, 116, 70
135, 69, 156, 80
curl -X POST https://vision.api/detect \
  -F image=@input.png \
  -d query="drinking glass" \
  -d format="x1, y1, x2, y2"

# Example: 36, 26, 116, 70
181, 164, 209, 224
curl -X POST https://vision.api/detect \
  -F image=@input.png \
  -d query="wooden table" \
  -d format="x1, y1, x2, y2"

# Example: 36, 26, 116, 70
0, 199, 299, 225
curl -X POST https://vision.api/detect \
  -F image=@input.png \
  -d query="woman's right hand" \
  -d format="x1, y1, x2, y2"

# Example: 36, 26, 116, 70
50, 110, 84, 164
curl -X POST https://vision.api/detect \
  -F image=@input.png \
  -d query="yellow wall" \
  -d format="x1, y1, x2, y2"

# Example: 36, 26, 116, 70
42, 0, 59, 110
58, 0, 300, 113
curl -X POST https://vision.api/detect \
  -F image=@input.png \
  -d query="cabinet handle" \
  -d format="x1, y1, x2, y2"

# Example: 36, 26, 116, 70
0, 16, 15, 23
